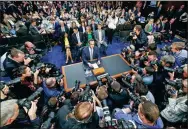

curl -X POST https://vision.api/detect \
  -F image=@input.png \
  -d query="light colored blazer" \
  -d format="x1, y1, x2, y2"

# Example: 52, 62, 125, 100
94, 29, 105, 42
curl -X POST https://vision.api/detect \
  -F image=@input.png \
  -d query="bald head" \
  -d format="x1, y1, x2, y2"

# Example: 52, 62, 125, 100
46, 77, 56, 88
25, 41, 35, 48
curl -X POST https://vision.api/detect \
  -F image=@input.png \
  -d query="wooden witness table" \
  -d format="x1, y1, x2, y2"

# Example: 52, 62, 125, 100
62, 54, 131, 92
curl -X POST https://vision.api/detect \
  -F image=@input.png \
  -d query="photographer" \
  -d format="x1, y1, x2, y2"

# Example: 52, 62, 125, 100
56, 98, 99, 129
20, 41, 37, 55
42, 77, 64, 104
171, 42, 188, 67
107, 79, 129, 109
161, 79, 187, 127
132, 66, 155, 86
114, 101, 164, 128
0, 99, 40, 129
129, 25, 148, 51
3, 48, 33, 78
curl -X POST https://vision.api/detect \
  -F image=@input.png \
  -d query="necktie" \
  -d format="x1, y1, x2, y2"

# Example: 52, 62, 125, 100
90, 48, 93, 61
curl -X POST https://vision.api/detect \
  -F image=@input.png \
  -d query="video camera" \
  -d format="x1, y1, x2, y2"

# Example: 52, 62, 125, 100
96, 73, 113, 86
55, 74, 64, 84
18, 87, 43, 109
79, 85, 93, 102
128, 91, 142, 109
164, 78, 182, 90
163, 67, 184, 78
101, 99, 136, 129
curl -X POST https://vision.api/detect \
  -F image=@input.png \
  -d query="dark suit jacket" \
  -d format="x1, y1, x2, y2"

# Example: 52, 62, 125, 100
79, 26, 86, 33
90, 24, 98, 32
71, 32, 85, 46
29, 25, 39, 35
82, 46, 101, 65
57, 26, 69, 37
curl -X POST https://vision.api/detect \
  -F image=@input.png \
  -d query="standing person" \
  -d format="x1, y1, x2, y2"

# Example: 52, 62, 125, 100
106, 13, 118, 44
94, 24, 108, 55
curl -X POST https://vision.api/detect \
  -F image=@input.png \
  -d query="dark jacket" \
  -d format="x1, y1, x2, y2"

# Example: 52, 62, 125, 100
71, 32, 85, 46
79, 26, 86, 33
29, 25, 39, 35
82, 46, 101, 65
3, 55, 23, 78
135, 30, 148, 50
90, 23, 98, 32
57, 105, 99, 129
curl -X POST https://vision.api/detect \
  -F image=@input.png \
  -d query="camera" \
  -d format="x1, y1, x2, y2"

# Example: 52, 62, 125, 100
72, 80, 81, 92
164, 78, 182, 90
41, 111, 55, 129
102, 99, 117, 128
18, 87, 43, 109
138, 47, 147, 52
163, 67, 183, 78
79, 85, 93, 102
161, 45, 171, 52
55, 74, 64, 84
130, 65, 143, 74
101, 99, 136, 129
121, 74, 135, 91
0, 77, 21, 90
140, 56, 148, 62
96, 73, 113, 86
130, 32, 136, 37
128, 91, 142, 109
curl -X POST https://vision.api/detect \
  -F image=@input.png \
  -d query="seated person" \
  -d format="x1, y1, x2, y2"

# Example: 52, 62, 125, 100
62, 33, 73, 64
171, 42, 188, 67
114, 101, 164, 128
42, 77, 64, 104
82, 39, 101, 68
3, 48, 32, 78
84, 26, 95, 46
161, 79, 187, 126
144, 19, 155, 44
0, 99, 40, 128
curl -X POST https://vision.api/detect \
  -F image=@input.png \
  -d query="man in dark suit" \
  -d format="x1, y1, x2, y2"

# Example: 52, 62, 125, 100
82, 39, 101, 68
90, 19, 98, 32
94, 24, 108, 55
29, 19, 40, 35
72, 27, 85, 61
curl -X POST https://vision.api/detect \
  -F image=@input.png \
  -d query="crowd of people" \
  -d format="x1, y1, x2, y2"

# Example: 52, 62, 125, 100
0, 1, 187, 129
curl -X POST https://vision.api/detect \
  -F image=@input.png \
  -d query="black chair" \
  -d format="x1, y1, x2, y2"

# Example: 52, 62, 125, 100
119, 30, 131, 43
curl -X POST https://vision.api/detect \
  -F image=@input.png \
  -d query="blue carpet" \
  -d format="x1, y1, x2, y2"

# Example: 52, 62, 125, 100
0, 37, 183, 82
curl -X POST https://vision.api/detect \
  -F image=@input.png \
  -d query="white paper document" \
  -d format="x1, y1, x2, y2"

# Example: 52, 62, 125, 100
91, 63, 99, 69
